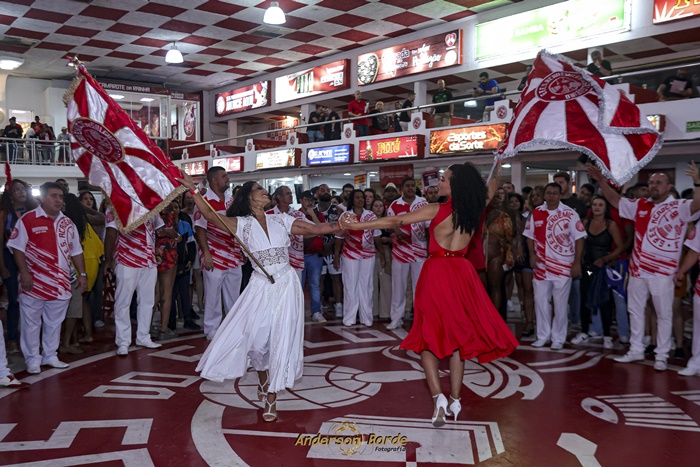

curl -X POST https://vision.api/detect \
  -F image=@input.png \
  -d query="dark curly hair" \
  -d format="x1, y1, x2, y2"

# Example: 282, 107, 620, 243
62, 193, 87, 242
448, 163, 486, 235
226, 181, 264, 217
1, 179, 37, 214
348, 189, 365, 211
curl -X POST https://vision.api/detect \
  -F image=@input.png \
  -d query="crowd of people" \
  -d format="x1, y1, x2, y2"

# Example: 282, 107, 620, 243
0, 116, 70, 164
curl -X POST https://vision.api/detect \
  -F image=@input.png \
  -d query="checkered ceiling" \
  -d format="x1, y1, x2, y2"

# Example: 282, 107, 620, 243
0, 0, 523, 91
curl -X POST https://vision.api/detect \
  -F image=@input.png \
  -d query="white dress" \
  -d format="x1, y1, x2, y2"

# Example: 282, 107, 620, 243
195, 214, 304, 393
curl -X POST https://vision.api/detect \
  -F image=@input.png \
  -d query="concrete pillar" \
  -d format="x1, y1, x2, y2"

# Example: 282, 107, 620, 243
510, 160, 525, 193
414, 81, 428, 108
300, 104, 313, 133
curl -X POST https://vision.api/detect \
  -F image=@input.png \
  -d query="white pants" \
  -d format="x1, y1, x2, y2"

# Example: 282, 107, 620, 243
533, 278, 571, 344
627, 275, 674, 360
19, 295, 70, 368
202, 267, 242, 338
114, 264, 158, 348
390, 259, 424, 322
688, 295, 700, 370
342, 257, 375, 326
0, 320, 10, 378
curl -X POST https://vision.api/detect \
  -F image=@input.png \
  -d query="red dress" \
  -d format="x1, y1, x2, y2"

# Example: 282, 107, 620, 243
401, 202, 519, 362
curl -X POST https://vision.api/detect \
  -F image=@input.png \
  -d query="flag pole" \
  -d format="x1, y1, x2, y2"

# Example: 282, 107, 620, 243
197, 195, 276, 285
486, 158, 500, 184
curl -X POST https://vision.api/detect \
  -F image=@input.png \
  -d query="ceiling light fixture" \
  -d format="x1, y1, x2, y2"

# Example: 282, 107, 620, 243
263, 1, 286, 25
0, 56, 24, 70
140, 97, 155, 102
109, 94, 125, 100
165, 43, 184, 64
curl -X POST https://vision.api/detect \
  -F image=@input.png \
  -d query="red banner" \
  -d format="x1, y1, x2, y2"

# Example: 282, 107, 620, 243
357, 30, 461, 86
358, 135, 424, 162
215, 81, 270, 116
212, 156, 244, 173
430, 124, 507, 154
653, 0, 700, 23
379, 164, 414, 186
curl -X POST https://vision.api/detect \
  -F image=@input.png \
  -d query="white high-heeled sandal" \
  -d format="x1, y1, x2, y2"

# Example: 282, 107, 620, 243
262, 396, 277, 422
447, 396, 461, 421
431, 394, 448, 428
257, 371, 269, 401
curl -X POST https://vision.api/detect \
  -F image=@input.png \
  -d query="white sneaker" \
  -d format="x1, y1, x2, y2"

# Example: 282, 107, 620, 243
116, 346, 129, 356
507, 300, 514, 312
26, 365, 40, 375
642, 335, 651, 346
334, 303, 343, 318
603, 337, 614, 349
311, 312, 327, 323
588, 330, 602, 340
619, 336, 630, 344
678, 366, 700, 376
531, 339, 549, 348
613, 352, 644, 363
94, 320, 105, 328
550, 342, 564, 350
0, 374, 29, 388
571, 333, 589, 345
136, 339, 162, 349
386, 319, 403, 330
42, 358, 69, 369
654, 360, 668, 371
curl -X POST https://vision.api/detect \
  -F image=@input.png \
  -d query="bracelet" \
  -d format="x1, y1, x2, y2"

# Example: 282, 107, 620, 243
190, 189, 197, 195
79, 272, 87, 277
337, 221, 344, 231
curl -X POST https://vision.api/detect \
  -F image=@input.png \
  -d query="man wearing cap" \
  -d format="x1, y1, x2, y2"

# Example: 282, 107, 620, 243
299, 190, 327, 323
2, 117, 23, 163
57, 126, 70, 164
383, 183, 399, 206
267, 186, 307, 282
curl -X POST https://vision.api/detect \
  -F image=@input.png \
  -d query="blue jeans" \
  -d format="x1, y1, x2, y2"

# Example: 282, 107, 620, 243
356, 124, 369, 137
569, 278, 581, 326
302, 254, 323, 315
307, 130, 324, 142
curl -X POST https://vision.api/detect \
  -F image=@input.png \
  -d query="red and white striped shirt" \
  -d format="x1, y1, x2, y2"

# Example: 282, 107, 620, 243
619, 197, 699, 278
387, 196, 428, 263
336, 209, 379, 260
523, 202, 586, 280
7, 206, 83, 300
106, 209, 164, 269
193, 190, 243, 269
266, 205, 307, 270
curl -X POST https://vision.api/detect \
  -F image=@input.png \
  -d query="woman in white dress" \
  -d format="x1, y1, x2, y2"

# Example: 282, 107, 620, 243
178, 174, 340, 422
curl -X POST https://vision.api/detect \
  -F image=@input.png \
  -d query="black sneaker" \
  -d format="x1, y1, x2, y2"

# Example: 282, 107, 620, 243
183, 321, 202, 331
644, 344, 656, 355
674, 348, 686, 359
191, 312, 201, 320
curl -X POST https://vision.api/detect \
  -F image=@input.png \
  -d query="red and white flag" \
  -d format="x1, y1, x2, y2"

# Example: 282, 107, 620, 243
496, 50, 662, 185
64, 64, 185, 232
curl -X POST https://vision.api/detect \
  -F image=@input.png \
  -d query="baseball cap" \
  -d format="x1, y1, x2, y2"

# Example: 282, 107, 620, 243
384, 183, 398, 191
300, 190, 315, 199
61, 126, 67, 130
9, 116, 16, 121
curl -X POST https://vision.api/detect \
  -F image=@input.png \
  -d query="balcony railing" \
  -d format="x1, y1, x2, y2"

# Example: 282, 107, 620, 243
0, 138, 73, 166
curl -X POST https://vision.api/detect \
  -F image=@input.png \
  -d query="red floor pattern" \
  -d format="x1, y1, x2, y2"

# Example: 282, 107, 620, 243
1, 321, 700, 466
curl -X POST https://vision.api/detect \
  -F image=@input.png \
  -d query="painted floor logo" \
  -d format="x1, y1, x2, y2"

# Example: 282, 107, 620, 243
295, 420, 408, 457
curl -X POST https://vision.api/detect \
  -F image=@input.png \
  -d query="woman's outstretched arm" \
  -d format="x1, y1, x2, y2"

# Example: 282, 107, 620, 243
341, 203, 439, 231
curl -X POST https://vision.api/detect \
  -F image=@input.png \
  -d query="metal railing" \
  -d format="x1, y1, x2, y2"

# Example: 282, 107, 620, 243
0, 137, 73, 166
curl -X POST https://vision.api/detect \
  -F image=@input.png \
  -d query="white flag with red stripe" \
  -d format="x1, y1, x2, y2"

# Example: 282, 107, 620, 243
496, 50, 662, 185
64, 64, 185, 232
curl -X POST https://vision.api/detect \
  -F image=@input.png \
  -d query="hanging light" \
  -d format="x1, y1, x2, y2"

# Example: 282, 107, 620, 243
263, 1, 286, 25
165, 43, 184, 64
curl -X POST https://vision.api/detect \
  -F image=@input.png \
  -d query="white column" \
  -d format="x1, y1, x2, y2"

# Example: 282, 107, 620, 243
414, 81, 428, 108
511, 160, 525, 192
300, 104, 313, 133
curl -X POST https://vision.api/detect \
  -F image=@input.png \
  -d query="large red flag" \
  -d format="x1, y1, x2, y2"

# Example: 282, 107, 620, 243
63, 64, 186, 232
496, 50, 662, 186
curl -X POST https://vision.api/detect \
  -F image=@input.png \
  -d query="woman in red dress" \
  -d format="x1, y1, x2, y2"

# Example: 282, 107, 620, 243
340, 162, 518, 427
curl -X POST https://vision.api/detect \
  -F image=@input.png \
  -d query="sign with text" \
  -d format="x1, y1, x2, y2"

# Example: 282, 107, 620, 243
212, 156, 244, 173
653, 0, 700, 23
256, 148, 301, 169
475, 0, 630, 60
182, 160, 207, 176
687, 121, 700, 133
379, 164, 414, 186
275, 59, 350, 104
358, 135, 425, 162
99, 81, 170, 95
357, 30, 461, 86
307, 144, 353, 166
429, 124, 507, 154
215, 81, 269, 117
422, 170, 439, 189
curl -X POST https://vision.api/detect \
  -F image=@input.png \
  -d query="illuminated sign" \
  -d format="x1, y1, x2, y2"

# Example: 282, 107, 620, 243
182, 160, 207, 176
653, 0, 700, 23
256, 148, 301, 169
212, 156, 244, 172
429, 124, 507, 154
687, 120, 700, 133
357, 30, 461, 86
358, 135, 424, 162
215, 81, 269, 116
307, 144, 353, 166
475, 0, 630, 60
647, 115, 666, 132
275, 60, 350, 104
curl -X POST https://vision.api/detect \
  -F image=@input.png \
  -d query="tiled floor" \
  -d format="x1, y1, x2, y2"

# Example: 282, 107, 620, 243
1, 315, 699, 466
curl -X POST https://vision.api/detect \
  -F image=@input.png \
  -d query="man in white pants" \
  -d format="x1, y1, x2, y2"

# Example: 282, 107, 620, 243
675, 227, 700, 376
524, 182, 585, 350
590, 164, 700, 371
267, 186, 307, 282
386, 178, 429, 330
7, 182, 87, 374
194, 167, 243, 340
104, 208, 167, 356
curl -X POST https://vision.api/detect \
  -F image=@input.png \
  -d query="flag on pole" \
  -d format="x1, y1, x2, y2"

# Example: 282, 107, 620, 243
63, 63, 186, 232
495, 50, 662, 186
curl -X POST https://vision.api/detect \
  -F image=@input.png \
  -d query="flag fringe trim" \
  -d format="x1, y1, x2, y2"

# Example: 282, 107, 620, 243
63, 73, 84, 107
109, 184, 188, 234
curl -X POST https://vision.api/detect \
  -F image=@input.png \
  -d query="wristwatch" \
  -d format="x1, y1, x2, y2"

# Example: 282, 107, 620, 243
79, 273, 87, 277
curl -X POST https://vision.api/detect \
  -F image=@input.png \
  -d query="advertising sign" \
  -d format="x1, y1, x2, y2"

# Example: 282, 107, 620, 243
647, 115, 666, 132
358, 135, 424, 162
215, 81, 269, 117
379, 164, 414, 186
256, 148, 301, 169
357, 30, 461, 86
653, 0, 700, 23
422, 170, 439, 189
212, 156, 244, 173
182, 160, 207, 176
475, 0, 630, 60
429, 124, 507, 154
99, 81, 170, 95
307, 144, 353, 166
275, 60, 349, 104
687, 121, 700, 133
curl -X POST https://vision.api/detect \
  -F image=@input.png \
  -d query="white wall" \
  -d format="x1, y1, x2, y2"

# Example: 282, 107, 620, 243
5, 76, 71, 128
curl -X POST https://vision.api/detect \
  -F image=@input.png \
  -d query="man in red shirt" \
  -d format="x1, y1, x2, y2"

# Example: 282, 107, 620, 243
348, 90, 369, 137
7, 182, 87, 374
299, 190, 326, 323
